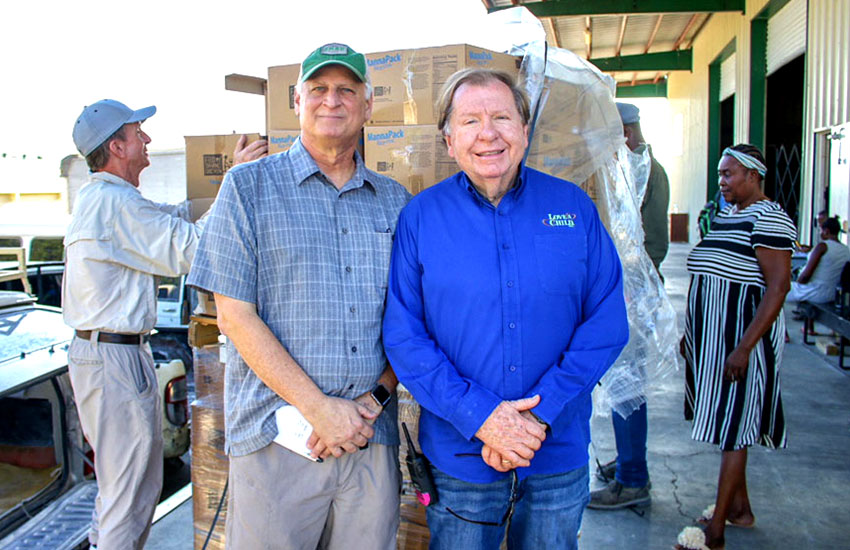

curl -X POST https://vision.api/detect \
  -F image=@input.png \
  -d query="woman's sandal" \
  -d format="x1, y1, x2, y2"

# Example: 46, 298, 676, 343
673, 526, 718, 550
696, 504, 756, 529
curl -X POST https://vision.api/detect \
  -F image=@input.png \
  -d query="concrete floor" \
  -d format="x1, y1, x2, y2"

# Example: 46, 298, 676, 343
580, 242, 850, 549
149, 242, 850, 549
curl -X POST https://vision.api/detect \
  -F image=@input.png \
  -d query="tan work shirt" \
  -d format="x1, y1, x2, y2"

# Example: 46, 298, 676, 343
63, 171, 199, 333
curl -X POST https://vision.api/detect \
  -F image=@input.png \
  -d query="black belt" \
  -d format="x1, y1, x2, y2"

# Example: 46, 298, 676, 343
75, 330, 148, 345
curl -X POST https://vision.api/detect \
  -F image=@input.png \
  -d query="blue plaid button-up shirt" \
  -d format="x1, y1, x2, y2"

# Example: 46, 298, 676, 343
188, 138, 411, 456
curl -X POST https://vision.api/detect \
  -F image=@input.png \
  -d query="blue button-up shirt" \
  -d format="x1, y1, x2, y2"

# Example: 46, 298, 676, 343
383, 166, 628, 483
188, 138, 410, 456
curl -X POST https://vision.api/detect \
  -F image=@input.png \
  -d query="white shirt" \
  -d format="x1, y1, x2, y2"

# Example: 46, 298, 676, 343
63, 171, 200, 333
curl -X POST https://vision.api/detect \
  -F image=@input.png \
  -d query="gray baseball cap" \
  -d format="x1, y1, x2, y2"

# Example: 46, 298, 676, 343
73, 99, 156, 156
616, 102, 640, 125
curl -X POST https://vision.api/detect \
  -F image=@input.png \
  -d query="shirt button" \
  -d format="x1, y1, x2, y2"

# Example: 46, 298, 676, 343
507, 281, 514, 287
345, 266, 352, 273
509, 322, 516, 329
350, 306, 356, 313
509, 365, 517, 372
351, 346, 358, 353
342, 228, 348, 234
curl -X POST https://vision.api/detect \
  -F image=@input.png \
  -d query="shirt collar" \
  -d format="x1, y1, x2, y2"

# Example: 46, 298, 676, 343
90, 170, 141, 193
460, 163, 528, 208
290, 137, 376, 194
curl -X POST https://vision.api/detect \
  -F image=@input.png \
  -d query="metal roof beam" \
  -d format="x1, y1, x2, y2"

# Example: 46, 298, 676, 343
488, 0, 746, 16
616, 81, 668, 98
590, 49, 693, 72
615, 15, 628, 56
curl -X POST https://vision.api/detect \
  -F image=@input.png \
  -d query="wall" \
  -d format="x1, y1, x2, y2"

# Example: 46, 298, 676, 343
666, 0, 769, 243
64, 149, 186, 213
801, 0, 850, 238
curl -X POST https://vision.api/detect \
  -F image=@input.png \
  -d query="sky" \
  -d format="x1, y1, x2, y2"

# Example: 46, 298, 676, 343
0, 0, 678, 200
1, 0, 520, 165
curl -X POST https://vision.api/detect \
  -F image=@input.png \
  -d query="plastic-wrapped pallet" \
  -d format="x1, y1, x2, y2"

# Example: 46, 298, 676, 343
192, 343, 228, 550
396, 385, 430, 549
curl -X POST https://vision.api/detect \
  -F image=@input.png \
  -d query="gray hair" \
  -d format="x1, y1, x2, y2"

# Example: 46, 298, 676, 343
436, 68, 530, 136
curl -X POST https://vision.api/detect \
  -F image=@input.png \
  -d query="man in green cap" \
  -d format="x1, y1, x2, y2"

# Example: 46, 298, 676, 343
188, 43, 410, 549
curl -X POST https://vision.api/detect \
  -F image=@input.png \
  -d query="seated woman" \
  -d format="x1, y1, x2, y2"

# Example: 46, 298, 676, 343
787, 216, 850, 305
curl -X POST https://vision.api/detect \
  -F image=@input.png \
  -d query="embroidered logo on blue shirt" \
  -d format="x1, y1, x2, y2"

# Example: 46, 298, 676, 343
542, 213, 577, 227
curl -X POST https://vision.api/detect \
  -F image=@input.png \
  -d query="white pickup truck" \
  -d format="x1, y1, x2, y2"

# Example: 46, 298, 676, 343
0, 291, 190, 548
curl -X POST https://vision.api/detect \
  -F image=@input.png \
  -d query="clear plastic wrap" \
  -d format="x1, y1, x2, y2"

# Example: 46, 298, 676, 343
491, 7, 680, 418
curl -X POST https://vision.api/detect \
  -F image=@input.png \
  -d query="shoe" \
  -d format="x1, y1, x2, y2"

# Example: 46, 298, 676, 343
595, 459, 616, 482
696, 504, 756, 529
587, 480, 651, 510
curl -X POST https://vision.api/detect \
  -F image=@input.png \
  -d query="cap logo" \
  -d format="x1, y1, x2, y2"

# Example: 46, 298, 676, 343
320, 44, 349, 56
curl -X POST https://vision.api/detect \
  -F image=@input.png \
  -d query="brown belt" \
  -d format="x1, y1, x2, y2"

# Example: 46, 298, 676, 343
75, 330, 148, 345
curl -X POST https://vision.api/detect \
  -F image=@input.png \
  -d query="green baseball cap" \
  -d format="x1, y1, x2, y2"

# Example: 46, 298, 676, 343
299, 43, 368, 84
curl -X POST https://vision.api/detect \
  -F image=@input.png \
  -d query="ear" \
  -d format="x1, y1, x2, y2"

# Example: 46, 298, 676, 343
363, 89, 373, 121
108, 136, 126, 160
444, 131, 455, 159
522, 123, 529, 150
293, 86, 303, 117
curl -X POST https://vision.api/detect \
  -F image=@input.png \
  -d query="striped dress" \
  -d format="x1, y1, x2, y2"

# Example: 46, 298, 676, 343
684, 200, 796, 451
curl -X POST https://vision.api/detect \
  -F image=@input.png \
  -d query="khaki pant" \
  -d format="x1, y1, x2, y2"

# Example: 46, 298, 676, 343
226, 441, 400, 550
68, 335, 163, 550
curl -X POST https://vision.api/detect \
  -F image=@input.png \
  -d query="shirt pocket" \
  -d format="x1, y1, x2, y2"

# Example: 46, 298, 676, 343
368, 231, 394, 290
534, 233, 587, 295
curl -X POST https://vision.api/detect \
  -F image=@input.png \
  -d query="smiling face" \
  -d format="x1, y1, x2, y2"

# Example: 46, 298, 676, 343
444, 80, 529, 194
717, 155, 762, 207
294, 64, 372, 149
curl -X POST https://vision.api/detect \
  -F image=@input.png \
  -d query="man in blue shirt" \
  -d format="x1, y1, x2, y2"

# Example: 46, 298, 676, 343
383, 68, 629, 549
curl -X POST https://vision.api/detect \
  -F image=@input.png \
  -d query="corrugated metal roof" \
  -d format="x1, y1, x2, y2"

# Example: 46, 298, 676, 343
484, 1, 719, 90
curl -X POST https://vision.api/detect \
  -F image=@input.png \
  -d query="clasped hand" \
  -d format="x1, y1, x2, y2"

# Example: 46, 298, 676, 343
305, 393, 379, 460
476, 395, 547, 473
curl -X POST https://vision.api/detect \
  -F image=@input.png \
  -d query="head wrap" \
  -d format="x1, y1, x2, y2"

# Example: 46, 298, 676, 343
721, 147, 767, 177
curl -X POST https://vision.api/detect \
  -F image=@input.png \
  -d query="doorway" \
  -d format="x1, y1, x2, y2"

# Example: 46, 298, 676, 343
764, 54, 805, 224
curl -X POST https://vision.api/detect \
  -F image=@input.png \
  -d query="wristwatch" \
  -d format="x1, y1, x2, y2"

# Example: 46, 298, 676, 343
529, 410, 550, 431
370, 384, 392, 409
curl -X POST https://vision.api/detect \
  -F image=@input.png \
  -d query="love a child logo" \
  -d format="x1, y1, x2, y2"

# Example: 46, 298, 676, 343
542, 213, 577, 227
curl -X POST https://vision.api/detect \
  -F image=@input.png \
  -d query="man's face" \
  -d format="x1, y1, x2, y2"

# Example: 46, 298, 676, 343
294, 65, 372, 145
624, 125, 640, 152
115, 122, 151, 184
444, 80, 528, 190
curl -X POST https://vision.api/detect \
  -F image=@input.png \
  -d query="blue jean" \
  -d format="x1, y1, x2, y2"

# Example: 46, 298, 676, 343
612, 402, 649, 487
426, 464, 589, 550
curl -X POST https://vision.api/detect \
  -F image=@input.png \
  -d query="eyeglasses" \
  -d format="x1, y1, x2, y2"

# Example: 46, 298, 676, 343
445, 468, 520, 527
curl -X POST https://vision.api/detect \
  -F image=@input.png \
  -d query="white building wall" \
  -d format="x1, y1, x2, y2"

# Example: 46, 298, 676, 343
64, 149, 187, 213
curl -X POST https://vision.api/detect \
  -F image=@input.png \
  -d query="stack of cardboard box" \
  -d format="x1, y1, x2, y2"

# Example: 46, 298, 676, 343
191, 344, 228, 550
262, 44, 522, 195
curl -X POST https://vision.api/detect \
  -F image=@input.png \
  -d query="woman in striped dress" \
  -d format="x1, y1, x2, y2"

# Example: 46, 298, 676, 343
677, 144, 795, 550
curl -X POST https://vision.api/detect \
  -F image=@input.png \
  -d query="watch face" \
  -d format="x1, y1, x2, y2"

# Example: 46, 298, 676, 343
371, 384, 392, 407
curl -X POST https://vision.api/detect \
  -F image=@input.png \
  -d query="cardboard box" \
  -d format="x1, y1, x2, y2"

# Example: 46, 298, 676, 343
190, 198, 215, 222
364, 125, 457, 195
185, 133, 261, 199
267, 45, 520, 131
367, 45, 521, 126
268, 129, 301, 155
193, 290, 218, 319
267, 64, 301, 131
